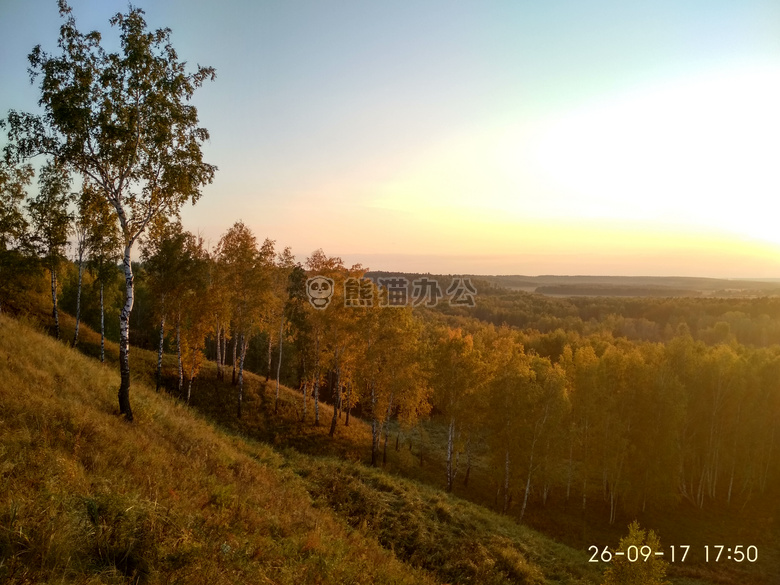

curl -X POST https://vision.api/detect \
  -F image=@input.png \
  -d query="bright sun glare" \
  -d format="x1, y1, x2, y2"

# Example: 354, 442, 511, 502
533, 66, 780, 245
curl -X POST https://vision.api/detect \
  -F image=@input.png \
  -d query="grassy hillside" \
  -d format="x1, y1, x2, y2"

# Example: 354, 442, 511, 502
0, 312, 604, 584
0, 313, 434, 584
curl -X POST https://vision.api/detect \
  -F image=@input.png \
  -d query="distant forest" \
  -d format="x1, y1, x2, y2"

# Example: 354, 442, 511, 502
4, 223, 780, 526
3, 0, 780, 533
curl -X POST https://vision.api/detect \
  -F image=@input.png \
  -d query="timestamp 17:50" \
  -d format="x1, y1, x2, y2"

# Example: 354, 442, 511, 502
588, 544, 758, 563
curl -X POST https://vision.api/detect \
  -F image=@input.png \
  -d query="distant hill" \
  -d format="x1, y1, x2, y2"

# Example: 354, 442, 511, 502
475, 275, 780, 298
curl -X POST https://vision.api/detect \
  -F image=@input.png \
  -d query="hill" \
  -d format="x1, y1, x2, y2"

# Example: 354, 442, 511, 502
478, 275, 780, 298
0, 312, 602, 584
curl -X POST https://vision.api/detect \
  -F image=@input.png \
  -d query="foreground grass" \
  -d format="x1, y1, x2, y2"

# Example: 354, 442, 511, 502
18, 305, 773, 584
0, 312, 605, 584
290, 454, 602, 585
0, 313, 437, 584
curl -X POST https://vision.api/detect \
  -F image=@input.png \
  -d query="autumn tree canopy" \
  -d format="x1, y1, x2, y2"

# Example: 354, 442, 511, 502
4, 1, 217, 420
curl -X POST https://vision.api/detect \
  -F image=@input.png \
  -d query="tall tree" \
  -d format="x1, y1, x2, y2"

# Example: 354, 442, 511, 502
27, 161, 73, 339
273, 246, 297, 413
427, 327, 483, 492
177, 235, 212, 403
84, 190, 121, 362
217, 222, 267, 418
304, 249, 344, 426
71, 180, 107, 346
5, 1, 216, 420
141, 218, 191, 392
0, 157, 35, 312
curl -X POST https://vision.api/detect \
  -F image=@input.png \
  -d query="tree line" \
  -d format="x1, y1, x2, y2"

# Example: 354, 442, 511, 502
3, 1, 779, 526
4, 176, 780, 523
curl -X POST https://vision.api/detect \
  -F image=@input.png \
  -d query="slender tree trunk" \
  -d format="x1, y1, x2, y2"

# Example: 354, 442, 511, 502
118, 244, 134, 422
446, 416, 456, 492
50, 266, 60, 339
382, 394, 394, 465
345, 381, 351, 426
582, 419, 589, 510
371, 418, 380, 466
583, 477, 587, 511
275, 316, 284, 413
383, 425, 389, 465
463, 437, 471, 487
329, 365, 341, 437
370, 381, 379, 466
176, 313, 183, 394
72, 255, 84, 347
231, 334, 238, 385
220, 329, 227, 379
215, 320, 222, 380
99, 282, 105, 363
156, 297, 165, 392
419, 423, 424, 467
313, 337, 320, 425
520, 449, 534, 523
566, 436, 574, 502
187, 361, 196, 404
609, 490, 617, 524
314, 377, 320, 425
301, 381, 308, 422
266, 333, 272, 381
237, 336, 249, 418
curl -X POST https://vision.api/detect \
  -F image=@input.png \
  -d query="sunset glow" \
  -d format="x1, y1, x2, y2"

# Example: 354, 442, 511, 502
3, 0, 780, 277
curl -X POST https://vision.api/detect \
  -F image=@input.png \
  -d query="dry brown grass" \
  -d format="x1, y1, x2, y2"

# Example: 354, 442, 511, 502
0, 312, 436, 584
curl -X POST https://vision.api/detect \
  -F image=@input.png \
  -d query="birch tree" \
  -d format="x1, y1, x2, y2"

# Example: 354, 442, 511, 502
141, 219, 191, 392
27, 161, 73, 340
178, 235, 211, 403
427, 327, 483, 492
217, 222, 267, 418
71, 180, 111, 346
304, 249, 344, 426
273, 246, 296, 413
4, 1, 216, 420
85, 191, 121, 362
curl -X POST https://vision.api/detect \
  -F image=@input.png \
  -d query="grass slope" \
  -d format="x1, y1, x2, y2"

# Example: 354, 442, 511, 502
0, 313, 436, 584
0, 312, 604, 584
9, 304, 774, 585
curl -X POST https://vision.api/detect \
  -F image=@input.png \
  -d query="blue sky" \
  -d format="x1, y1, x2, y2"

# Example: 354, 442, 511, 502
2, 0, 780, 276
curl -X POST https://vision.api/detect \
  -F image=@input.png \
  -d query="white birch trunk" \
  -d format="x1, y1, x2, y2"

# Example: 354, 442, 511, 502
266, 333, 272, 381
187, 360, 196, 404
215, 320, 222, 380
446, 416, 456, 492
301, 381, 308, 422
50, 267, 60, 339
370, 380, 380, 466
313, 335, 320, 425
231, 334, 238, 385
100, 283, 105, 363
237, 336, 249, 418
176, 313, 183, 394
345, 381, 351, 426
275, 315, 284, 413
156, 295, 165, 392
118, 243, 134, 421
329, 364, 341, 437
72, 255, 84, 346
520, 449, 534, 523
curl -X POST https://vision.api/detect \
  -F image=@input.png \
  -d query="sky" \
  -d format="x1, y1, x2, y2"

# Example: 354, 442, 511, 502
2, 0, 780, 278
